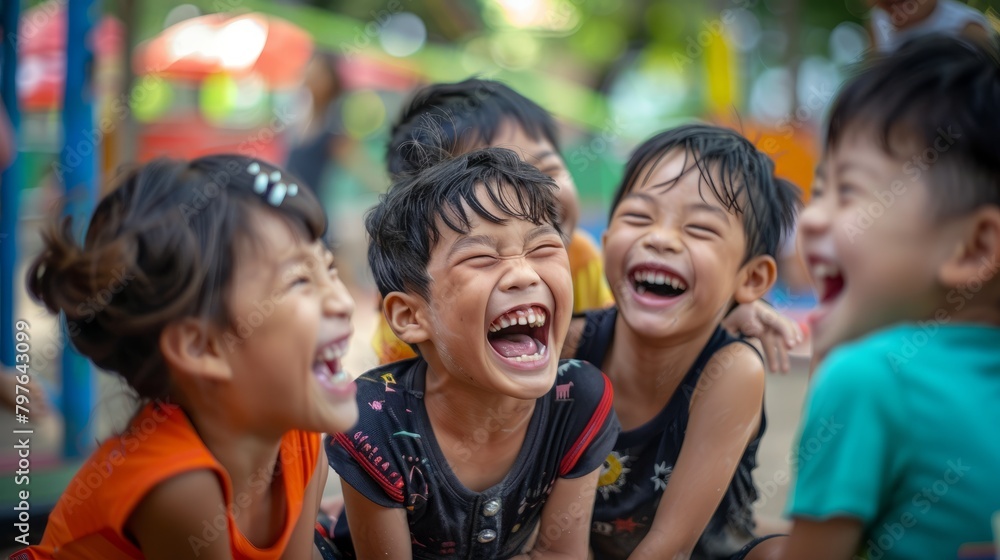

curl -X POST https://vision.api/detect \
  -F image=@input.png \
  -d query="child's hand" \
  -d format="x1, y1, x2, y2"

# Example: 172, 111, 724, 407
723, 301, 803, 373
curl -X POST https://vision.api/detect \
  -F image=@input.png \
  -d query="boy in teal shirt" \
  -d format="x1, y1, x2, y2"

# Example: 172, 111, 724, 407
762, 36, 1000, 560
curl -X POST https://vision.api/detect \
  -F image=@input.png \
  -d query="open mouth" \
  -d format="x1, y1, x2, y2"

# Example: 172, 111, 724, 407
313, 337, 350, 390
487, 305, 550, 365
630, 266, 688, 300
811, 261, 845, 305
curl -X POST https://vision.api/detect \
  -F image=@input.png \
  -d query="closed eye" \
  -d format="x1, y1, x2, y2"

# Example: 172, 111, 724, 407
462, 254, 499, 267
686, 224, 719, 237
620, 212, 653, 225
529, 243, 564, 258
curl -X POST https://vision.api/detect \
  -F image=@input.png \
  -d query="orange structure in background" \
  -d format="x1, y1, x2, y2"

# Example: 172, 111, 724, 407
131, 12, 313, 164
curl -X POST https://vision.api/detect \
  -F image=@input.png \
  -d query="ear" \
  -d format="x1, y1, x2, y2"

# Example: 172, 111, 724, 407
734, 255, 778, 305
939, 206, 1000, 288
383, 291, 431, 345
159, 319, 232, 382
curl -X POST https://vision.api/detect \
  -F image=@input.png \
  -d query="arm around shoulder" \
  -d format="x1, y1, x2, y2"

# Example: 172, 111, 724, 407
126, 469, 233, 560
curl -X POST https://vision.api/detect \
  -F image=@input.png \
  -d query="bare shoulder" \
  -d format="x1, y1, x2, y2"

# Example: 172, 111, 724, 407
691, 342, 765, 407
127, 469, 231, 559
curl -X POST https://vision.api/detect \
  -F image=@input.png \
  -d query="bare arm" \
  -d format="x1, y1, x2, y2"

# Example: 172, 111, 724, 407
628, 344, 765, 559
341, 477, 412, 560
283, 447, 328, 559
127, 470, 234, 560
513, 469, 601, 560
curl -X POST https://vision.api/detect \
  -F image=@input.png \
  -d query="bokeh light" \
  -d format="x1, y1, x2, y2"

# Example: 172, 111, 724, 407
490, 31, 541, 70
379, 13, 427, 57
829, 21, 869, 64
130, 76, 174, 123
200, 72, 238, 123
342, 90, 386, 138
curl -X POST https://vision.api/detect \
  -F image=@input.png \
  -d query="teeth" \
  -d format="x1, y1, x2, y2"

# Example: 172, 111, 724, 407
813, 263, 840, 278
632, 269, 688, 291
510, 343, 547, 362
489, 306, 548, 331
317, 340, 346, 364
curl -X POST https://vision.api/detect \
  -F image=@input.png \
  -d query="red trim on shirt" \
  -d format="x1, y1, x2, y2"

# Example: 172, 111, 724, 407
559, 373, 614, 476
334, 432, 405, 503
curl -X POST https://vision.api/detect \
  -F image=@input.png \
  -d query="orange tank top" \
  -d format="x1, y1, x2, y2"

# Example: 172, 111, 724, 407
11, 402, 320, 560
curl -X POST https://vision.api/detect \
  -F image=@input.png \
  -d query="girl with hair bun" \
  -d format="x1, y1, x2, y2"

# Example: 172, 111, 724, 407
15, 154, 358, 559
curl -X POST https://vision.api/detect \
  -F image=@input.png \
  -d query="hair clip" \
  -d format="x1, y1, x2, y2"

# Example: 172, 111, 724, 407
247, 161, 298, 206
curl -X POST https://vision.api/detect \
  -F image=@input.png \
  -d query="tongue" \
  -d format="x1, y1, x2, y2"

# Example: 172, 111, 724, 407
489, 333, 539, 358
822, 275, 845, 303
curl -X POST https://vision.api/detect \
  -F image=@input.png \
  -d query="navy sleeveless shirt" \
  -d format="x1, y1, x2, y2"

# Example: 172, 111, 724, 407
574, 307, 766, 560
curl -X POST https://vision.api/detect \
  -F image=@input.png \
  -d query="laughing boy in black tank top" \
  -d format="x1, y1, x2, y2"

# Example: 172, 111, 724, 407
561, 125, 800, 560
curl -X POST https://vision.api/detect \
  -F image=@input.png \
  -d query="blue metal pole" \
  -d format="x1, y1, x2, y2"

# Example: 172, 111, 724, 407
1, 0, 22, 369
59, 0, 99, 458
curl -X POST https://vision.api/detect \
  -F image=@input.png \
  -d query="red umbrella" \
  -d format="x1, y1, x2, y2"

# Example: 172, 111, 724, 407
132, 12, 312, 88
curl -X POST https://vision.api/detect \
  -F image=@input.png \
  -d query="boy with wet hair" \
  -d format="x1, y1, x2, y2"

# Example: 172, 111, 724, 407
373, 78, 802, 373
564, 124, 799, 559
328, 147, 620, 558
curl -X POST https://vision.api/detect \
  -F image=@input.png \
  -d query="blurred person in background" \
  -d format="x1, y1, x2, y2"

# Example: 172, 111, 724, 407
286, 51, 345, 198
867, 0, 996, 52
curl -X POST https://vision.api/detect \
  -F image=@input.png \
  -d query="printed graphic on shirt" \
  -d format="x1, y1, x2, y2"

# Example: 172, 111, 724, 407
650, 461, 673, 492
558, 359, 584, 376
597, 451, 632, 500
556, 381, 574, 400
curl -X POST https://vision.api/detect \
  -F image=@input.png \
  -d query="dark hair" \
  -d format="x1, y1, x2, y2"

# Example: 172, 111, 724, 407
386, 78, 561, 178
366, 147, 561, 300
26, 155, 326, 401
610, 124, 799, 260
826, 35, 1000, 219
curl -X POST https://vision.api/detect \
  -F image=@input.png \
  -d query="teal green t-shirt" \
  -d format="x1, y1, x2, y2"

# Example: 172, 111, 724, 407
787, 323, 1000, 559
